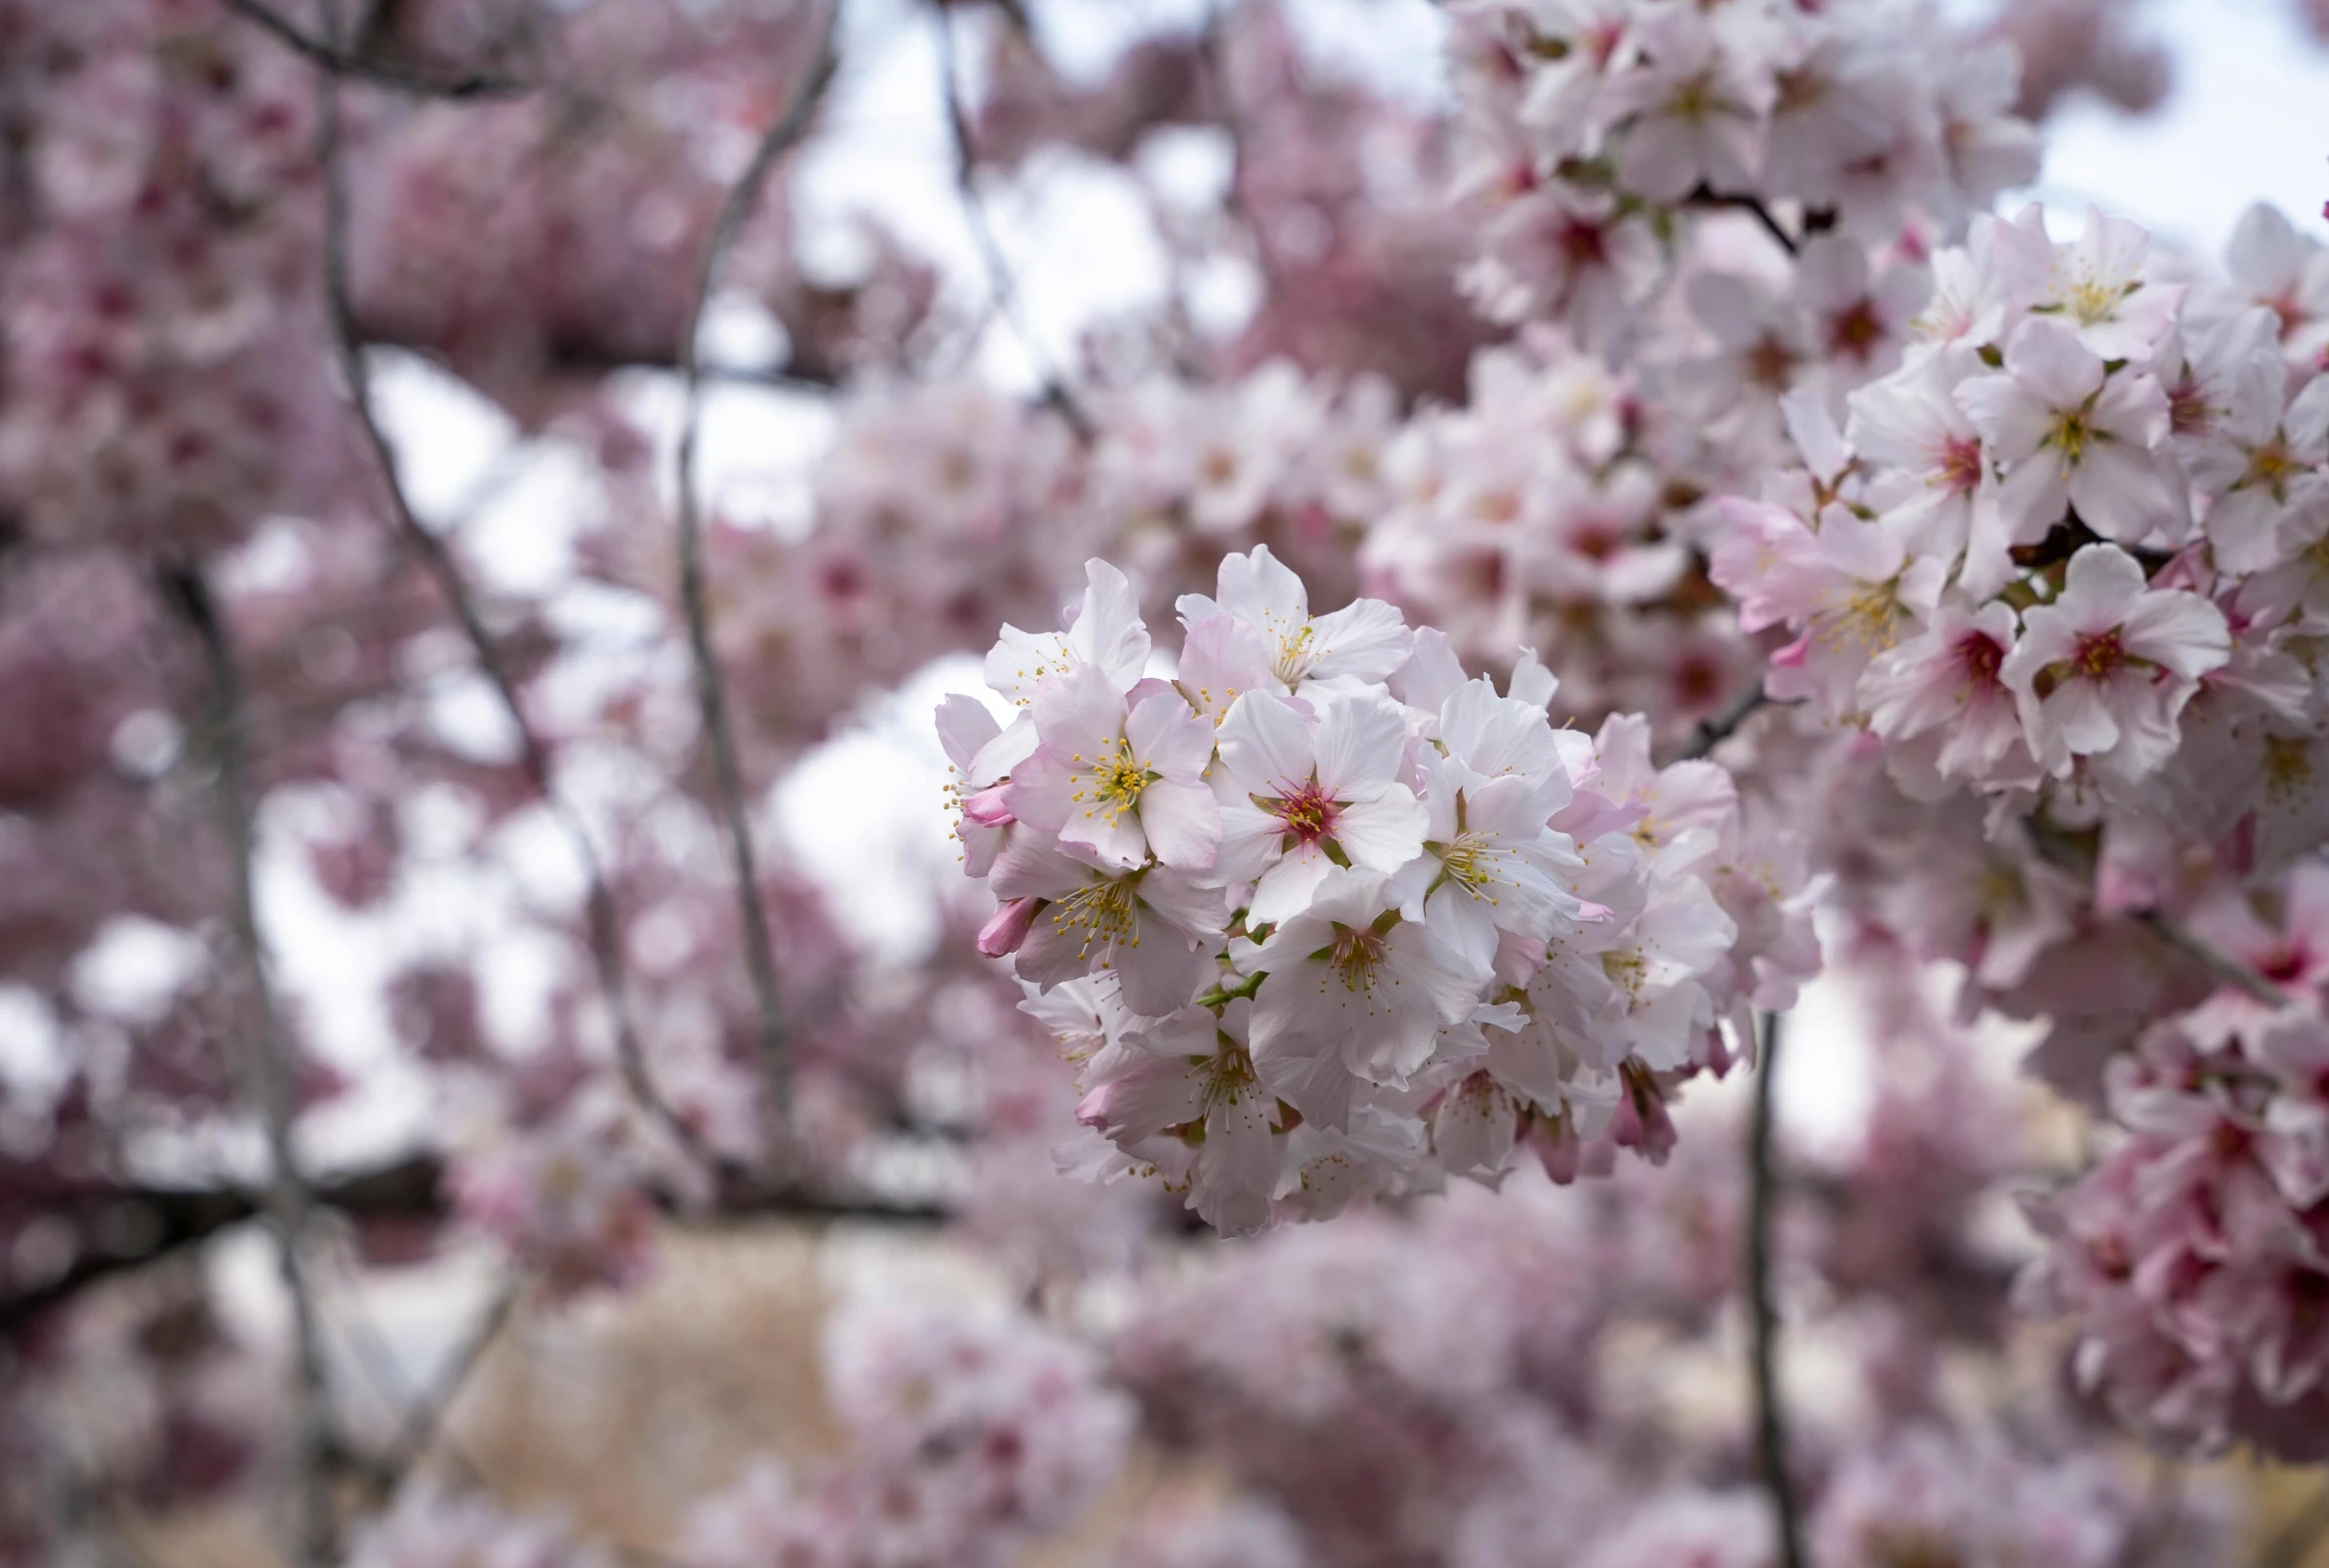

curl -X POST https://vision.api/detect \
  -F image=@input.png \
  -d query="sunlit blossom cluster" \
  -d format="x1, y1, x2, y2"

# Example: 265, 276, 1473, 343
1447, 0, 2040, 350
947, 547, 1816, 1232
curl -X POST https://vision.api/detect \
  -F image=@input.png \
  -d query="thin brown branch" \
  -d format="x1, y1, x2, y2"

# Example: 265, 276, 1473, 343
156, 560, 334, 1568
2025, 824, 2289, 1008
220, 0, 531, 100
2135, 908, 2291, 1008
308, 17, 696, 1162
379, 1276, 520, 1482
673, 0, 843, 1176
1747, 1008, 1808, 1568
0, 1155, 951, 1340
932, 3, 1095, 439
1688, 185, 1800, 258
1670, 678, 1772, 764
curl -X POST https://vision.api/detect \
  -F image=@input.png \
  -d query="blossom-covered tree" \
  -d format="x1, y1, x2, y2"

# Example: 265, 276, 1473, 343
4, 0, 2329, 1565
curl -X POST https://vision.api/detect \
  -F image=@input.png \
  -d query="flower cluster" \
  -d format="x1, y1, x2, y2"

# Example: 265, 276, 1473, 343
679, 1298, 1134, 1568
1448, 0, 2039, 350
444, 1083, 662, 1299
345, 1487, 607, 1568
2018, 992, 2329, 1457
1709, 203, 2329, 846
1809, 1427, 2192, 1568
0, 0, 353, 552
946, 546, 1816, 1232
1358, 329, 1762, 730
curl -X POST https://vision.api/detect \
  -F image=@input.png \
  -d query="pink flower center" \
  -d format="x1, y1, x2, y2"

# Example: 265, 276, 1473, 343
1556, 216, 1607, 269
1936, 436, 1983, 496
1956, 629, 2005, 687
2167, 372, 2212, 437
1263, 779, 1343, 847
1827, 299, 1885, 360
2270, 289, 2314, 343
2260, 945, 2309, 986
1746, 335, 1798, 390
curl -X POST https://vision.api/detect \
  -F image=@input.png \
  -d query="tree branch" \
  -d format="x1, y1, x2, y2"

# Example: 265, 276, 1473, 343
156, 560, 334, 1568
2025, 824, 2290, 1008
672, 0, 842, 1176
1670, 678, 1772, 764
0, 1156, 950, 1342
1747, 1008, 1808, 1568
220, 0, 530, 100
377, 1276, 520, 1484
1688, 186, 1800, 258
932, 3, 1094, 439
2134, 909, 2290, 1008
308, 18, 699, 1163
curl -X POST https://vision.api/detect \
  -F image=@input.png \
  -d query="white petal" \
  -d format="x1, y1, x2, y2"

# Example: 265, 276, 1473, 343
1310, 690, 1411, 798
1138, 779, 1222, 872
1334, 786, 1429, 875
1218, 690, 1318, 795
1304, 598, 1415, 685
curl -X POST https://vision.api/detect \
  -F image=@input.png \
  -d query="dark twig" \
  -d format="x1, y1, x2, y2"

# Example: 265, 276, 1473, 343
931, 4, 1095, 439
1671, 678, 1772, 764
379, 1277, 521, 1482
2260, 1478, 2329, 1568
308, 12, 692, 1158
2025, 825, 2289, 1008
157, 561, 333, 1568
220, 0, 530, 100
2135, 909, 2290, 1008
1688, 186, 1800, 258
673, 0, 842, 1175
0, 1156, 951, 1341
1747, 1009, 1808, 1568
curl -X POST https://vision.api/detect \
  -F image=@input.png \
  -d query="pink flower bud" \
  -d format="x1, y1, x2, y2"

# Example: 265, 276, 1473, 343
962, 782, 1017, 827
978, 896, 1041, 957
1072, 1081, 1118, 1129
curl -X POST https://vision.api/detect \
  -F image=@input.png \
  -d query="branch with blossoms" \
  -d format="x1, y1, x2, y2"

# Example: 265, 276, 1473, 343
672, 0, 845, 1174
156, 560, 335, 1568
0, 1155, 953, 1346
18, 0, 2329, 1562
934, 2, 1095, 439
307, 11, 708, 1169
949, 547, 1813, 1232
220, 0, 533, 100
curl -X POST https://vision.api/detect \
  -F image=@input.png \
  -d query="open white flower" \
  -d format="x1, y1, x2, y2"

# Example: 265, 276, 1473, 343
1998, 204, 2184, 362
1249, 869, 1482, 1091
1007, 666, 1221, 871
1178, 545, 1414, 693
1393, 676, 1585, 974
1956, 318, 2177, 546
2190, 369, 2329, 574
1078, 1000, 1281, 1235
985, 559, 1150, 707
1604, 7, 1770, 203
1998, 544, 2230, 779
987, 835, 1228, 1017
1212, 686, 1429, 925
